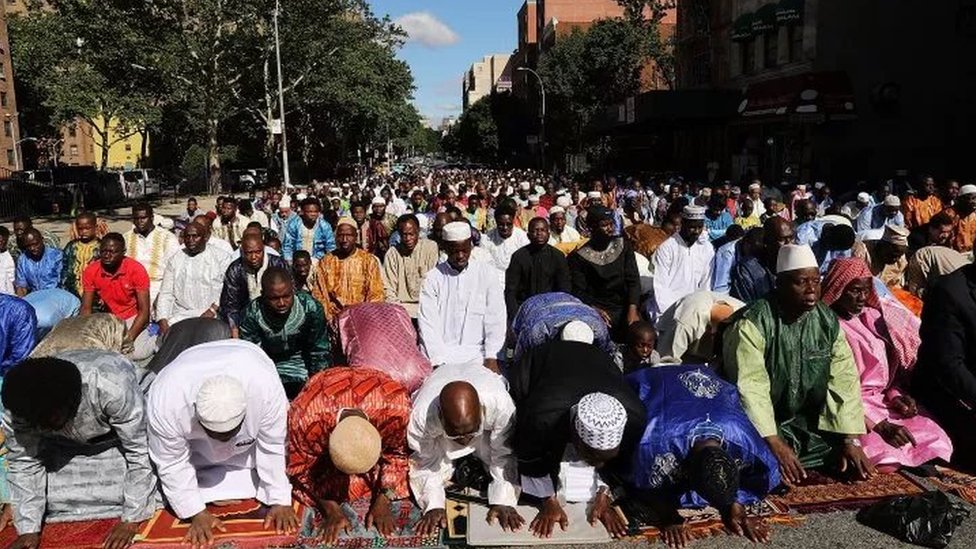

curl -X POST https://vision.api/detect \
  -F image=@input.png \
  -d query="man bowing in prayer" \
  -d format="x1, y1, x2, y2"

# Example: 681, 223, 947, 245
147, 339, 297, 547
652, 205, 715, 319
419, 222, 506, 372
408, 363, 523, 536
288, 368, 411, 545
511, 322, 645, 539
723, 244, 874, 484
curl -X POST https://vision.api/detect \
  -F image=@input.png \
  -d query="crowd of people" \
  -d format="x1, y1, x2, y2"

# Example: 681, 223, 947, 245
1, 168, 975, 549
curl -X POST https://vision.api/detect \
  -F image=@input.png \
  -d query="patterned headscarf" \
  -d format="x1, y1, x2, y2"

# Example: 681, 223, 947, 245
822, 257, 921, 370
574, 392, 627, 451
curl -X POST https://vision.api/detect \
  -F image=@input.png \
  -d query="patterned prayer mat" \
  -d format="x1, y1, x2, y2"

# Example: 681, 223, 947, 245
0, 518, 119, 549
769, 470, 928, 514
616, 497, 801, 542
928, 465, 976, 504
299, 497, 444, 549
132, 499, 304, 549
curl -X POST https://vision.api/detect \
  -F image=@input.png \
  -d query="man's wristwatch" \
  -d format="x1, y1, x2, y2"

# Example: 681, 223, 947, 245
844, 437, 862, 448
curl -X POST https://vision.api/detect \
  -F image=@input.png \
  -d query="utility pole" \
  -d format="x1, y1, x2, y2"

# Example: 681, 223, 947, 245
517, 67, 546, 172
273, 0, 291, 189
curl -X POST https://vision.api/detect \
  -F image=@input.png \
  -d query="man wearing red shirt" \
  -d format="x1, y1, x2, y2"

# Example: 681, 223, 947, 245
81, 233, 155, 361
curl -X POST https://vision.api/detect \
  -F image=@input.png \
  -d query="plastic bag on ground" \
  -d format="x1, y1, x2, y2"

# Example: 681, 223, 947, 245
856, 490, 970, 548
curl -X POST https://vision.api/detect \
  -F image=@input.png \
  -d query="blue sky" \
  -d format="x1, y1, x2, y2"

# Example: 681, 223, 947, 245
367, 0, 523, 125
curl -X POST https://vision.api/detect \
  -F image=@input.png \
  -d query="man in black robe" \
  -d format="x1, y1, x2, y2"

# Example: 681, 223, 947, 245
504, 217, 571, 320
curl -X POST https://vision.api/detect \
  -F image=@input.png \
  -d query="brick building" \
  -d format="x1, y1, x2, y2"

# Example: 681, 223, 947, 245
462, 54, 513, 110
0, 1, 20, 172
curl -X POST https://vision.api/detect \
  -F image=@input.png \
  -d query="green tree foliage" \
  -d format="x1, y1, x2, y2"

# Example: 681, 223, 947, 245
446, 97, 499, 163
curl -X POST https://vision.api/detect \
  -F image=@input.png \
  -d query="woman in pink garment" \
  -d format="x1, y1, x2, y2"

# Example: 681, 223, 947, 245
821, 257, 952, 469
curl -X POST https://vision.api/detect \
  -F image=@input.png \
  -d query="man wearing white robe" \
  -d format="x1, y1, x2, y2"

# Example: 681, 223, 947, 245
156, 222, 233, 335
146, 339, 296, 538
479, 208, 529, 290
651, 205, 715, 319
419, 222, 506, 372
408, 363, 520, 528
124, 203, 180, 304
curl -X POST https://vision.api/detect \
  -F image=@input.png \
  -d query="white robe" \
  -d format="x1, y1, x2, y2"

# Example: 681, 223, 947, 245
146, 340, 291, 519
479, 228, 530, 289
418, 258, 506, 367
548, 226, 582, 245
656, 290, 744, 362
156, 246, 233, 326
408, 363, 519, 512
124, 227, 180, 304
651, 233, 715, 319
0, 250, 14, 295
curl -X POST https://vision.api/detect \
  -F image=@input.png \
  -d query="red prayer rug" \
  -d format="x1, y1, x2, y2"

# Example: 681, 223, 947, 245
928, 465, 976, 504
616, 498, 802, 543
132, 499, 304, 549
770, 470, 928, 514
0, 518, 120, 549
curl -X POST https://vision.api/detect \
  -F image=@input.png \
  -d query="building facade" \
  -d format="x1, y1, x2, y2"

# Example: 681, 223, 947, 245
462, 54, 513, 110
0, 1, 21, 172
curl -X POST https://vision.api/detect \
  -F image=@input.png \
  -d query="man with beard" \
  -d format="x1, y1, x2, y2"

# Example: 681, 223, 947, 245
382, 214, 440, 319
219, 233, 289, 332
723, 244, 873, 483
156, 221, 232, 335
211, 198, 251, 251
370, 196, 398, 254
505, 218, 571, 320
310, 219, 385, 322
903, 175, 944, 229
480, 206, 530, 290
123, 203, 180, 302
944, 184, 976, 253
281, 197, 336, 263
568, 206, 642, 341
239, 267, 329, 399
651, 205, 715, 318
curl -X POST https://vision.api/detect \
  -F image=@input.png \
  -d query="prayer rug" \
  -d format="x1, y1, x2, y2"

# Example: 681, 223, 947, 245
616, 497, 801, 543
467, 502, 611, 546
928, 465, 976, 504
298, 497, 444, 549
769, 470, 928, 514
0, 518, 119, 549
132, 499, 303, 549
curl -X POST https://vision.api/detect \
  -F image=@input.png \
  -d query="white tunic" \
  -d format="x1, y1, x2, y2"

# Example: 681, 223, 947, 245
418, 258, 506, 367
408, 363, 519, 512
124, 227, 180, 304
548, 225, 582, 245
0, 250, 14, 295
479, 228, 530, 289
146, 340, 291, 519
656, 290, 744, 362
651, 233, 715, 319
156, 245, 233, 326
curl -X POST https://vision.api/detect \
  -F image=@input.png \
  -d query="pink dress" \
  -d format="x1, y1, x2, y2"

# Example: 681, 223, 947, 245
840, 307, 953, 466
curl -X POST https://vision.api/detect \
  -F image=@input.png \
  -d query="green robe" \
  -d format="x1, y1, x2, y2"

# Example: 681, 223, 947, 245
239, 291, 331, 384
723, 298, 865, 468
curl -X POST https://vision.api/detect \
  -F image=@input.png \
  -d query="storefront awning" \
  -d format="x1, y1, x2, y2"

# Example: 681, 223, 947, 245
738, 71, 857, 121
731, 13, 755, 42
752, 3, 778, 34
776, 0, 804, 24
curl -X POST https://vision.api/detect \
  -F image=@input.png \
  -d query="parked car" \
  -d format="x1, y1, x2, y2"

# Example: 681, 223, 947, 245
119, 169, 161, 199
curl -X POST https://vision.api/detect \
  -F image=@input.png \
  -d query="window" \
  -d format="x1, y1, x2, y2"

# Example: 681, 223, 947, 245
68, 125, 77, 137
2, 121, 10, 137
788, 24, 803, 62
125, 142, 132, 152
70, 145, 79, 157
764, 32, 778, 68
741, 39, 756, 75
5, 149, 13, 166
0, 92, 6, 107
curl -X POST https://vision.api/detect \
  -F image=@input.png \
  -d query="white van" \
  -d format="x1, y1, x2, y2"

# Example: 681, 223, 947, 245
119, 169, 160, 199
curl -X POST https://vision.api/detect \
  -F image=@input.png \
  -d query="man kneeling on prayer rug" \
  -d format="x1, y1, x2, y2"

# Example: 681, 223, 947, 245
2, 352, 158, 549
287, 368, 411, 545
722, 244, 875, 484
626, 365, 781, 548
147, 339, 297, 547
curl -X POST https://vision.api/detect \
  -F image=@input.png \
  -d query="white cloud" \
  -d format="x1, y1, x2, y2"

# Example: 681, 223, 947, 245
394, 12, 460, 48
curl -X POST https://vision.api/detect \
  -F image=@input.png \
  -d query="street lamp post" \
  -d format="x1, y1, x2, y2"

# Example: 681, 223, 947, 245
517, 67, 546, 171
13, 137, 38, 172
273, 0, 291, 190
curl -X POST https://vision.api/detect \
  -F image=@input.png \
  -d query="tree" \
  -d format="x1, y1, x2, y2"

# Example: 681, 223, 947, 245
615, 0, 676, 88
445, 97, 499, 163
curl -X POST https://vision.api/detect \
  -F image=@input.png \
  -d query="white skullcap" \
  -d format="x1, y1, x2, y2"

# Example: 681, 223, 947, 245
587, 191, 602, 199
196, 375, 247, 433
556, 189, 568, 196
329, 416, 382, 475
574, 393, 627, 451
556, 196, 572, 208
528, 195, 540, 203
296, 193, 307, 201
442, 221, 472, 242
535, 185, 546, 195
776, 244, 818, 274
519, 181, 531, 190
749, 183, 761, 191
549, 206, 566, 215
882, 224, 910, 247
682, 205, 706, 220
561, 320, 594, 344
371, 196, 386, 206
336, 217, 357, 229
883, 195, 901, 207
796, 184, 807, 191
960, 184, 976, 197
700, 188, 713, 197
156, 215, 174, 230
814, 181, 825, 189
857, 192, 871, 204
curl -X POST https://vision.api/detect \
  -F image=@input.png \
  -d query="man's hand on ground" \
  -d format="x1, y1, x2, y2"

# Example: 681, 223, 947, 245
366, 494, 396, 537
314, 500, 351, 545
414, 509, 446, 536
660, 523, 689, 549
839, 440, 876, 480
588, 491, 627, 538
183, 510, 225, 549
102, 521, 140, 549
263, 504, 299, 535
765, 435, 806, 485
529, 497, 568, 538
722, 502, 770, 544
486, 505, 525, 532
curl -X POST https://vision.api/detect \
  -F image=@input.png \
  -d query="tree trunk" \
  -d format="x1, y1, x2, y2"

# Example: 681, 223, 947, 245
140, 128, 149, 167
99, 118, 111, 170
207, 118, 221, 195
